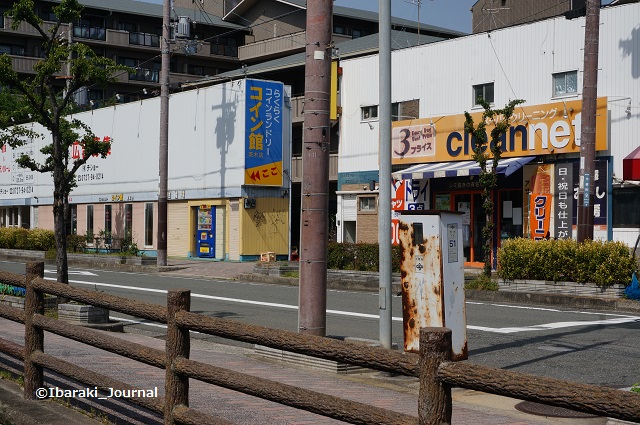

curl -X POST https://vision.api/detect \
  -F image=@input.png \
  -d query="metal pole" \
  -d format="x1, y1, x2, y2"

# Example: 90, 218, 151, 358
157, 0, 170, 266
298, 0, 333, 336
378, 0, 392, 350
576, 0, 600, 243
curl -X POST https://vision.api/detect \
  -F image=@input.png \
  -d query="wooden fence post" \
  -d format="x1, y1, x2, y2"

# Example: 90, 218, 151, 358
165, 289, 191, 425
24, 261, 45, 400
418, 327, 452, 425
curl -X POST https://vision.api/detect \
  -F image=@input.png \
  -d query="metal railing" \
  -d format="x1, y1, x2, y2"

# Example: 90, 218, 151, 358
73, 25, 106, 41
129, 32, 160, 48
0, 262, 638, 424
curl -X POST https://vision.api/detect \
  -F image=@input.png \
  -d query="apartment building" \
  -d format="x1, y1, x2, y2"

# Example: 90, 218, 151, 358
1, 0, 247, 106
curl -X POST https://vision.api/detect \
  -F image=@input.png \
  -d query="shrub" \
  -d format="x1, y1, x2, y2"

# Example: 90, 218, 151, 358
26, 228, 56, 251
67, 234, 87, 252
327, 243, 402, 272
498, 238, 637, 287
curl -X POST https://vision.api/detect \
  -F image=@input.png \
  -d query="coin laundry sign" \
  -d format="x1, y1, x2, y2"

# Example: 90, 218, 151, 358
244, 79, 284, 186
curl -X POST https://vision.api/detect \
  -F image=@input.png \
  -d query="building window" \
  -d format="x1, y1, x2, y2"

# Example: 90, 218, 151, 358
553, 71, 578, 97
391, 99, 419, 121
104, 204, 112, 235
118, 22, 137, 33
473, 83, 494, 106
86, 205, 94, 242
66, 205, 77, 235
613, 188, 640, 228
334, 25, 346, 35
361, 105, 378, 121
124, 204, 133, 238
358, 196, 377, 212
144, 203, 153, 246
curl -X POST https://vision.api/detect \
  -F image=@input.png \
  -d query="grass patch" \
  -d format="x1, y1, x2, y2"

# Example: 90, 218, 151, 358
465, 274, 499, 291
281, 270, 299, 278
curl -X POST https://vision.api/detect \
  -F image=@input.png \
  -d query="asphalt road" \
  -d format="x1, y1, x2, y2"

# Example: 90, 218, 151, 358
1, 261, 639, 389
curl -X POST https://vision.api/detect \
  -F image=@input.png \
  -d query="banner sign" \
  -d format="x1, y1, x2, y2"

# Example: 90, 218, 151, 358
392, 97, 608, 164
530, 194, 552, 240
554, 162, 573, 239
244, 79, 283, 186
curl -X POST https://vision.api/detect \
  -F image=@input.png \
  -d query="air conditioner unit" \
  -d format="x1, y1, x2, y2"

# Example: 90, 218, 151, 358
244, 198, 256, 209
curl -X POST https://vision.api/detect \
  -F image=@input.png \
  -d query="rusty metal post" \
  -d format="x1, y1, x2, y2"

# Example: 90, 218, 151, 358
24, 261, 44, 399
298, 0, 333, 336
418, 327, 452, 425
165, 289, 190, 424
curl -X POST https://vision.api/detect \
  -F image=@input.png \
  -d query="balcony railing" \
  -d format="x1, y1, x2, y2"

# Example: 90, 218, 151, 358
129, 32, 160, 48
129, 68, 159, 83
73, 25, 106, 41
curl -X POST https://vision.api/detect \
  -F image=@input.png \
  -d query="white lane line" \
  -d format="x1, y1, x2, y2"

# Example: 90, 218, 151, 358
50, 278, 640, 334
468, 317, 640, 334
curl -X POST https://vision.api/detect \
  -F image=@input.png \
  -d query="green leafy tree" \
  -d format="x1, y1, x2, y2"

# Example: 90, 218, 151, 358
0, 0, 130, 284
464, 98, 524, 277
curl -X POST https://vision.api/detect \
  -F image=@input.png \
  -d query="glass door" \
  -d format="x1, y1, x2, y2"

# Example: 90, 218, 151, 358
454, 192, 487, 266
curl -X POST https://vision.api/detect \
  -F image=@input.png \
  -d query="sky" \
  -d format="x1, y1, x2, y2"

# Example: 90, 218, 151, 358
144, 0, 617, 35
334, 0, 477, 33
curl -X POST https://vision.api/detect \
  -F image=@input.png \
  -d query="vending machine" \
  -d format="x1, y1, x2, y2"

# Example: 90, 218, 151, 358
196, 205, 215, 258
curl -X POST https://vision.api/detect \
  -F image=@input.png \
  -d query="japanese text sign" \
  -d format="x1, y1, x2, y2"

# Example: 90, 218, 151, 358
244, 79, 284, 186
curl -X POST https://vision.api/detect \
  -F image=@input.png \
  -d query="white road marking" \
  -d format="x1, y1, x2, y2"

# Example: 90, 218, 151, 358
45, 269, 98, 276
46, 277, 640, 334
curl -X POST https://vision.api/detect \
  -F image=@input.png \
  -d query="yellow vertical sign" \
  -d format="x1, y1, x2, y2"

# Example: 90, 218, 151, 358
330, 61, 339, 120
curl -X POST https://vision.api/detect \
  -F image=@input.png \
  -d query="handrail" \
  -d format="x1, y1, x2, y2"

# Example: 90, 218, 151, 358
0, 261, 638, 424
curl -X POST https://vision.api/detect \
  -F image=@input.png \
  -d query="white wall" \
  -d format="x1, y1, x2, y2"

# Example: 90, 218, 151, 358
0, 79, 290, 205
338, 2, 640, 180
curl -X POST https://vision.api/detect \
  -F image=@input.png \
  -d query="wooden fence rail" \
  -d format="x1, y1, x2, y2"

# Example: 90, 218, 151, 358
0, 262, 638, 424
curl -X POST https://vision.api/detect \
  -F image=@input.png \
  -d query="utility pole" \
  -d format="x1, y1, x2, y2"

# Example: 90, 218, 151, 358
378, 0, 392, 350
157, 0, 170, 266
405, 0, 421, 44
298, 0, 333, 337
576, 0, 600, 243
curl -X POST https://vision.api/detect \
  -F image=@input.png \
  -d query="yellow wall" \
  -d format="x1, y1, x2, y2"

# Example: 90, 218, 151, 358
240, 197, 289, 256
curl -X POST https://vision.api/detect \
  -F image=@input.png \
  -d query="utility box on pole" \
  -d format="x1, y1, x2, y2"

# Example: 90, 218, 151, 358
398, 211, 467, 361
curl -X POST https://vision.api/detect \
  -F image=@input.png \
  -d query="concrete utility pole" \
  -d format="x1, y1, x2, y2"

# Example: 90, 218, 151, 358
576, 0, 600, 243
298, 0, 333, 336
157, 0, 170, 266
378, 0, 393, 350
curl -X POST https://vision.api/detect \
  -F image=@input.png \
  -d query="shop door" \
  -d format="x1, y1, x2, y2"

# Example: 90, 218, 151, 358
454, 193, 486, 266
196, 206, 215, 258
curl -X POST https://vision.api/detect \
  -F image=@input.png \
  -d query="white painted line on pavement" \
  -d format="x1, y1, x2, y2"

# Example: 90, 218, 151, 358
48, 278, 640, 334
467, 316, 640, 334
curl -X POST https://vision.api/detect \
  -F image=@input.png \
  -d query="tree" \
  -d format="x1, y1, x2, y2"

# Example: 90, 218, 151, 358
464, 98, 524, 277
0, 0, 130, 284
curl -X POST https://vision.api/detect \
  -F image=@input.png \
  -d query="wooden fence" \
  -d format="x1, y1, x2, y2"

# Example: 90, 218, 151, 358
0, 261, 638, 424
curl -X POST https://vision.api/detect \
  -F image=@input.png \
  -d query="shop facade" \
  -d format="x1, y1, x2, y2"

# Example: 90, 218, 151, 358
336, 2, 638, 266
0, 78, 292, 261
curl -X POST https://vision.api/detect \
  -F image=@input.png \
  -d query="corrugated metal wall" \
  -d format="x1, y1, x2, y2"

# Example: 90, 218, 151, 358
240, 197, 289, 256
168, 201, 189, 258
229, 200, 240, 261
215, 204, 226, 260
